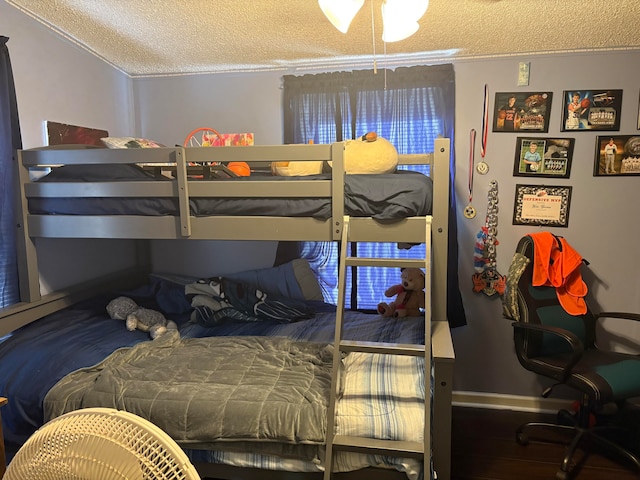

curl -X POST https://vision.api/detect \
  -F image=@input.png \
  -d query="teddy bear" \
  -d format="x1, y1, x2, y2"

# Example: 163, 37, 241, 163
106, 296, 178, 339
377, 268, 426, 318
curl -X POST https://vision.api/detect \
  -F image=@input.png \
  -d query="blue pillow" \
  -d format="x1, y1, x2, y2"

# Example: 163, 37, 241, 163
226, 259, 323, 301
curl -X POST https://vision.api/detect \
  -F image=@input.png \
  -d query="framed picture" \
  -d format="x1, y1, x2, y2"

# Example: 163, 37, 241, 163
593, 135, 640, 176
513, 137, 575, 178
45, 120, 108, 146
561, 89, 622, 131
512, 184, 572, 228
493, 92, 552, 133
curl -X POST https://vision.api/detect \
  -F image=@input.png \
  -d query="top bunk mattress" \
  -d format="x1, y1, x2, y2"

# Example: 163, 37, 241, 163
27, 164, 433, 220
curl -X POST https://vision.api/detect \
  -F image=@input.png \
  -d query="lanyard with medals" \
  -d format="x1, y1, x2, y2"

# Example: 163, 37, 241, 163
464, 129, 477, 219
476, 84, 490, 175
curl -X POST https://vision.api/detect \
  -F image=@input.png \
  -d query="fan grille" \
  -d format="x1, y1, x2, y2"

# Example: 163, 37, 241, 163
5, 407, 200, 480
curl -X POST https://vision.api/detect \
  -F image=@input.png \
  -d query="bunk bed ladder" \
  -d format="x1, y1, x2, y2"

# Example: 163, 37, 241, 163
323, 215, 432, 480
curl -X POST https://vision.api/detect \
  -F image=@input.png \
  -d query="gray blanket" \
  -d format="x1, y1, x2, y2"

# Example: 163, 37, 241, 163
44, 332, 336, 457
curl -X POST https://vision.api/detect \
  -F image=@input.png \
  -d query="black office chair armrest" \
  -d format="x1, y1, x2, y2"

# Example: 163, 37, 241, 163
512, 322, 584, 379
594, 311, 640, 352
596, 311, 640, 322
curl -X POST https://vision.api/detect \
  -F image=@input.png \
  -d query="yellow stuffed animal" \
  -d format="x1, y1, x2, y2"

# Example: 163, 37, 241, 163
377, 268, 425, 318
340, 133, 398, 174
271, 133, 398, 176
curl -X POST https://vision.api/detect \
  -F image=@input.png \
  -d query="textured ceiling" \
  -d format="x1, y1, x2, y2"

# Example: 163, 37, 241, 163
6, 0, 640, 77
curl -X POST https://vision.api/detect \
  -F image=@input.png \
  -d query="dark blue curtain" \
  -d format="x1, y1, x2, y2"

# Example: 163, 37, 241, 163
0, 36, 22, 308
282, 64, 466, 327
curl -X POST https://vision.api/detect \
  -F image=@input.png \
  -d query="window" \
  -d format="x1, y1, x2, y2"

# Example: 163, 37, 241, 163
283, 65, 466, 325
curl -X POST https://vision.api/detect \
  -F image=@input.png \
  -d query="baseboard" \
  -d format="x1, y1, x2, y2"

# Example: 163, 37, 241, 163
452, 391, 574, 414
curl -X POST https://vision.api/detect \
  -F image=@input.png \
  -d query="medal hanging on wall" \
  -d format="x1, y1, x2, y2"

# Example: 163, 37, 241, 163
476, 84, 490, 175
463, 129, 477, 219
472, 180, 506, 296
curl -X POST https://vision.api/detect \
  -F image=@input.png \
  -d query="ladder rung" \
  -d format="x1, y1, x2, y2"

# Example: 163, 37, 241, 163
332, 435, 425, 458
339, 340, 426, 356
345, 257, 427, 268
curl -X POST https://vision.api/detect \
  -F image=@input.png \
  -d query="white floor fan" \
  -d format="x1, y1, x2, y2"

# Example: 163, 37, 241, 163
5, 407, 201, 480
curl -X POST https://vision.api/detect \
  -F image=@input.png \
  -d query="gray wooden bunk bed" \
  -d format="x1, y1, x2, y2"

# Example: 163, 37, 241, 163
2, 138, 455, 480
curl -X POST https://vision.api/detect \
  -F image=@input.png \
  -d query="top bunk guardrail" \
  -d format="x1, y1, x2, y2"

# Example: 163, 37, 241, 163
16, 140, 447, 244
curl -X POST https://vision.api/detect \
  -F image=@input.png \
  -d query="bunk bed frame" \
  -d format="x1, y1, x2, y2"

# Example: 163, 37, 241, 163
1, 138, 455, 480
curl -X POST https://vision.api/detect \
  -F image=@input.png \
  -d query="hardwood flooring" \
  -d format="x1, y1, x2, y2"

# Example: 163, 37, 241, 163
201, 406, 639, 480
451, 406, 640, 480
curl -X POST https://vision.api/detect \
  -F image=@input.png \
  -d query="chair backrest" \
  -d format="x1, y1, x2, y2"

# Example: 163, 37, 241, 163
505, 235, 596, 361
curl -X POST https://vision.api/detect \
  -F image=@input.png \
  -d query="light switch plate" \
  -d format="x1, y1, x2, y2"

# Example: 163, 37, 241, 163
518, 62, 530, 86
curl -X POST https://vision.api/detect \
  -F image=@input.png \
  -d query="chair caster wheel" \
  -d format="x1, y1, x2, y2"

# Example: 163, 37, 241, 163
555, 469, 570, 480
516, 431, 529, 445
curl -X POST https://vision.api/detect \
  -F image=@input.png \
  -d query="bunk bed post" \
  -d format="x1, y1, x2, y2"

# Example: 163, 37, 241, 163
431, 137, 453, 480
14, 149, 41, 303
174, 147, 192, 237
330, 142, 345, 241
431, 137, 449, 323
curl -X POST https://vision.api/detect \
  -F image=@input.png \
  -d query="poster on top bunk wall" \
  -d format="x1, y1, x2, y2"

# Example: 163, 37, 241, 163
45, 121, 109, 147
208, 133, 254, 147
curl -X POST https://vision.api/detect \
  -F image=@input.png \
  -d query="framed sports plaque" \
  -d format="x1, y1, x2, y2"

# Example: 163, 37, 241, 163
561, 89, 622, 131
493, 92, 552, 133
513, 137, 575, 178
593, 135, 640, 176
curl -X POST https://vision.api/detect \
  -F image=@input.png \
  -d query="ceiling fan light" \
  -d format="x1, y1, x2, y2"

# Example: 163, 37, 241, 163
382, 0, 429, 22
319, 0, 365, 34
382, 20, 420, 43
381, 0, 428, 42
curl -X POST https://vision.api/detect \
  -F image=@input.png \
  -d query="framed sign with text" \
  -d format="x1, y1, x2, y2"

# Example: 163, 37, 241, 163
512, 184, 572, 227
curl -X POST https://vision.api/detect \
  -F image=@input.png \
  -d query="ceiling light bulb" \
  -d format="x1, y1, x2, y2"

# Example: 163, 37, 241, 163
319, 0, 365, 34
382, 20, 420, 42
381, 0, 429, 42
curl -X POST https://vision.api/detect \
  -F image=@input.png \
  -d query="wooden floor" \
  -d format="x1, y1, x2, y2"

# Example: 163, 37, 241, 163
200, 406, 638, 480
451, 406, 640, 480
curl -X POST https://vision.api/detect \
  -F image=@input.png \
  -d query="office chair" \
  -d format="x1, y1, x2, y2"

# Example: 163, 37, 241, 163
503, 233, 640, 480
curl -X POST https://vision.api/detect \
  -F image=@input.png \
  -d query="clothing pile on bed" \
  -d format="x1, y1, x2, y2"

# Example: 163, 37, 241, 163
185, 276, 315, 326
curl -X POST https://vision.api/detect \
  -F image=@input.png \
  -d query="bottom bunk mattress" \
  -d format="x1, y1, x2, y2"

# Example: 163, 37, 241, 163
0, 274, 427, 479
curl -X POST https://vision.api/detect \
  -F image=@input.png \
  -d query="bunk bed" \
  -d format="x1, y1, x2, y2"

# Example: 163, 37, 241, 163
0, 138, 455, 480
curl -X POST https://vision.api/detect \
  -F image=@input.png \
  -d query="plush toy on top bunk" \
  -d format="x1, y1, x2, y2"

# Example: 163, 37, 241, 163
377, 268, 426, 318
106, 296, 178, 339
271, 132, 398, 176
340, 132, 398, 174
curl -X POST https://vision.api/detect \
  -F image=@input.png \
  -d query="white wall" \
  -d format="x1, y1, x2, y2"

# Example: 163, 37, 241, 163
133, 73, 284, 276
4, 0, 640, 399
452, 52, 640, 397
1, 3, 138, 293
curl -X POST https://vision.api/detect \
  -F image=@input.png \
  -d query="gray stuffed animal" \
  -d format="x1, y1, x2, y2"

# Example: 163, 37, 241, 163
106, 296, 177, 339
